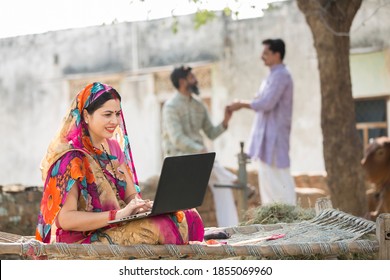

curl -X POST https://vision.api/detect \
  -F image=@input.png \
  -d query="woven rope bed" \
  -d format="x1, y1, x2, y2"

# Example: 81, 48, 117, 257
1, 207, 386, 260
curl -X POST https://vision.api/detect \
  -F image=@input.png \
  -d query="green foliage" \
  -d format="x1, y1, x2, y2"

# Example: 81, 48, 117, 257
223, 7, 232, 17
267, 2, 284, 12
171, 17, 179, 34
194, 10, 217, 29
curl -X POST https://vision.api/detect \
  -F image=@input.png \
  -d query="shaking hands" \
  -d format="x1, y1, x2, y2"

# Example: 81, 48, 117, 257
227, 100, 247, 112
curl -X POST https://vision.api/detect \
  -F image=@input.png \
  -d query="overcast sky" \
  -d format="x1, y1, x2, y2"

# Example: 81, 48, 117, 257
0, 0, 284, 39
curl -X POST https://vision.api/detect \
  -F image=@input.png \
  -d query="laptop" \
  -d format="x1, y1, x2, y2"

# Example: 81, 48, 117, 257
108, 152, 216, 224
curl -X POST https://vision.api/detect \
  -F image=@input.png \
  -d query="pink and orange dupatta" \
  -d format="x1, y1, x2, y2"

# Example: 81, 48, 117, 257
35, 82, 204, 245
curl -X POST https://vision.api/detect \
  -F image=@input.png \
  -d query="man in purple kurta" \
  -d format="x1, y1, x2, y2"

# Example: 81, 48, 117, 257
229, 38, 296, 206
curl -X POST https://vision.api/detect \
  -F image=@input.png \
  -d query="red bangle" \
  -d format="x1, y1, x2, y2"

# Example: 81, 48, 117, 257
109, 209, 118, 221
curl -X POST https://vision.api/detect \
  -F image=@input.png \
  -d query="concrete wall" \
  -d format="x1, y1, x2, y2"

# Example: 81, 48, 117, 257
0, 14, 225, 185
1, 0, 390, 186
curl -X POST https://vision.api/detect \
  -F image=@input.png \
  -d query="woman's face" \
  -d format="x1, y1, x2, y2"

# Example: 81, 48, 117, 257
84, 98, 121, 145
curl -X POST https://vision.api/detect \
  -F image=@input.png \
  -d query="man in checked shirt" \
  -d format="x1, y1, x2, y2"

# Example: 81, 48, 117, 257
161, 65, 239, 227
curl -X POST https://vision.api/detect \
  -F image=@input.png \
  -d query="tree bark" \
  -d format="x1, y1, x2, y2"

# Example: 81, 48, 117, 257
296, 0, 367, 216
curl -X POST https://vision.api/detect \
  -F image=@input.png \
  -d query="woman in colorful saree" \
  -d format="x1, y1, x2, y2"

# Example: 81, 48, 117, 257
35, 82, 204, 245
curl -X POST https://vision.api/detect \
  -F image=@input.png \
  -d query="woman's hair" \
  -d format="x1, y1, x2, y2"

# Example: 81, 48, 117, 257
84, 89, 121, 115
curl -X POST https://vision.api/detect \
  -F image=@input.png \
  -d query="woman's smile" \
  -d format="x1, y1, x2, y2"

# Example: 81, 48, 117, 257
106, 127, 117, 133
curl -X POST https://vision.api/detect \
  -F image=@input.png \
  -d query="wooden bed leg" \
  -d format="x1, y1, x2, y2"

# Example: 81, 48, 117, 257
376, 213, 390, 260
315, 197, 333, 215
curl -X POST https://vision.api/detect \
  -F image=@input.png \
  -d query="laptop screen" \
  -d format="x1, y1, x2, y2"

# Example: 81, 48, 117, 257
107, 152, 215, 224
151, 152, 216, 215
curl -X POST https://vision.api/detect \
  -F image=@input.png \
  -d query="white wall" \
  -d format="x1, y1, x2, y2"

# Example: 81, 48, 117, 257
119, 74, 162, 181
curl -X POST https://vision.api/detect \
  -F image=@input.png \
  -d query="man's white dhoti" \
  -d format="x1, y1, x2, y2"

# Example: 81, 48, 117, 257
208, 161, 239, 227
258, 160, 296, 206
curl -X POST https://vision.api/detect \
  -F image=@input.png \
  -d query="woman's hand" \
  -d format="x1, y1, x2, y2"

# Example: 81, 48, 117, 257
116, 198, 145, 219
131, 198, 153, 214
116, 198, 153, 220
142, 199, 154, 211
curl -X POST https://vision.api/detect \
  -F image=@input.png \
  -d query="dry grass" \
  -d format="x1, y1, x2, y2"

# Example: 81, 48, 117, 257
238, 203, 377, 260
241, 203, 316, 226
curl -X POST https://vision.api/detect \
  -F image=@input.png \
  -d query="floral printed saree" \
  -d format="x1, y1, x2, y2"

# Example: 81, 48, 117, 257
35, 82, 204, 245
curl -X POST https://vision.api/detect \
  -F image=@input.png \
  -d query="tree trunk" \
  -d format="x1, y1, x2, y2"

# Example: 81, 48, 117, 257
296, 0, 367, 216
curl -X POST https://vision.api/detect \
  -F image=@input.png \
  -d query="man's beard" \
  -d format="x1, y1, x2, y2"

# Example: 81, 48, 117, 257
189, 84, 200, 95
